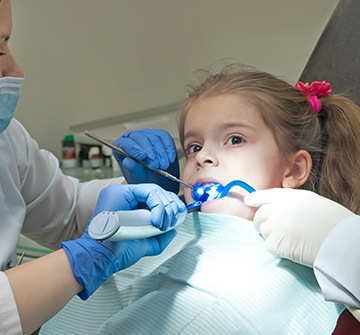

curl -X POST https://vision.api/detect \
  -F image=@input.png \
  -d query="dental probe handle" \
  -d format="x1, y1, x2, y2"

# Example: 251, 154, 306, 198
84, 131, 194, 190
88, 209, 187, 241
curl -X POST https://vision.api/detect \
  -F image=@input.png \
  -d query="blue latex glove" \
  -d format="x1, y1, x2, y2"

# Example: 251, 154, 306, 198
61, 184, 186, 300
113, 129, 180, 194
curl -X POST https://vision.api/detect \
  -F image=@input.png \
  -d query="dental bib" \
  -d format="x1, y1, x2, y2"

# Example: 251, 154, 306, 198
40, 212, 344, 335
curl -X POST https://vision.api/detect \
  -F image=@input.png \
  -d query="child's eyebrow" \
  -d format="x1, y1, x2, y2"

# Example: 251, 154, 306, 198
218, 121, 256, 132
183, 121, 256, 142
183, 130, 198, 142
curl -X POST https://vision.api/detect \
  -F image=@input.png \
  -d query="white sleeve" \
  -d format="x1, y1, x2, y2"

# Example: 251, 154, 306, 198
0, 272, 22, 335
10, 119, 124, 250
314, 215, 360, 307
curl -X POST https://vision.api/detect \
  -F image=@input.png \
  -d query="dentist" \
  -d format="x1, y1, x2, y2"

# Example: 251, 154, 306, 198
0, 1, 184, 334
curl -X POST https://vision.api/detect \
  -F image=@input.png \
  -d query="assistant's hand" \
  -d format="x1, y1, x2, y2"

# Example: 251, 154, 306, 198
113, 129, 180, 194
61, 184, 186, 300
244, 188, 354, 267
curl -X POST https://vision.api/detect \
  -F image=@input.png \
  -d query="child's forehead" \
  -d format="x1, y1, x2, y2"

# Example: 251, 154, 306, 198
185, 94, 260, 120
183, 101, 265, 138
180, 92, 266, 144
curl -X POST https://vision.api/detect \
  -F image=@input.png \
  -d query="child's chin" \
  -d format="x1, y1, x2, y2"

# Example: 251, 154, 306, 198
200, 198, 254, 219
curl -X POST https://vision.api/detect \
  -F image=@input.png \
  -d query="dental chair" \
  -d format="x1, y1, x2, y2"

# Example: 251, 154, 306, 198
333, 309, 360, 334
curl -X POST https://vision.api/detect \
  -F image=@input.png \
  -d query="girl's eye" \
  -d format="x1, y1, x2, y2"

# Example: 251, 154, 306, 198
185, 144, 202, 155
226, 135, 244, 145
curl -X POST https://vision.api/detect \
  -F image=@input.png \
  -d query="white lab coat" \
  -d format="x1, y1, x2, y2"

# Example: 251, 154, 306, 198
0, 119, 123, 334
314, 215, 360, 308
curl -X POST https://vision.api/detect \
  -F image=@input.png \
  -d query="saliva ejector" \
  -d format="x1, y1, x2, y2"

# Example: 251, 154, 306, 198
88, 180, 255, 242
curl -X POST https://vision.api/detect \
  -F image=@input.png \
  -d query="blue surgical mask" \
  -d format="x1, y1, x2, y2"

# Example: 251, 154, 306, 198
0, 77, 24, 133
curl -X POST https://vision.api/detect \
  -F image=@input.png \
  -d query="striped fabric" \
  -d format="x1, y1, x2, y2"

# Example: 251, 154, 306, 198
40, 212, 344, 335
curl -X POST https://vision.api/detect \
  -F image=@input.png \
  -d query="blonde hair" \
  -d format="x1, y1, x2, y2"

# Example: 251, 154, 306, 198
179, 64, 360, 214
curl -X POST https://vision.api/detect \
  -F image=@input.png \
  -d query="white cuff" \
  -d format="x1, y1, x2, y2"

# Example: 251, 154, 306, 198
0, 272, 23, 335
314, 215, 360, 307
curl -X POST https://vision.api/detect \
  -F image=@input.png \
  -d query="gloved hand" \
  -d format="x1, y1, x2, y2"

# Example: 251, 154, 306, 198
61, 184, 186, 300
244, 188, 354, 267
113, 129, 180, 194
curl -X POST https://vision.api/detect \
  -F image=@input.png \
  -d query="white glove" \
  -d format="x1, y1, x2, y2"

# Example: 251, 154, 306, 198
244, 188, 354, 267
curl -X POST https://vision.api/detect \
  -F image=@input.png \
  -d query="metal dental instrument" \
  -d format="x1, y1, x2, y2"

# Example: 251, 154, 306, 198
84, 131, 194, 190
16, 251, 26, 267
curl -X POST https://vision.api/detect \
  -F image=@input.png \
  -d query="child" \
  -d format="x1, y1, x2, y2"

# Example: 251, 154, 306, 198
40, 64, 360, 334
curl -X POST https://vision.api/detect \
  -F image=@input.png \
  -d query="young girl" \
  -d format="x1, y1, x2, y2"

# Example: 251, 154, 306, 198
177, 67, 360, 319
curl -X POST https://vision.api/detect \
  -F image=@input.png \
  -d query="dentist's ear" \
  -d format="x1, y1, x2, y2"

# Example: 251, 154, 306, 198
282, 150, 312, 189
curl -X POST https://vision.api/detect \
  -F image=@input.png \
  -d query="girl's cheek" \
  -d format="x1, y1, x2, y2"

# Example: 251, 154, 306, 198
200, 197, 256, 220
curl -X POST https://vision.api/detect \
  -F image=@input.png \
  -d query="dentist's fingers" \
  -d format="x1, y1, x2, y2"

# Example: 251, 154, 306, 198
245, 189, 282, 236
113, 136, 147, 161
156, 190, 186, 231
114, 130, 175, 170
252, 203, 272, 236
146, 187, 173, 230
146, 186, 185, 231
244, 188, 283, 207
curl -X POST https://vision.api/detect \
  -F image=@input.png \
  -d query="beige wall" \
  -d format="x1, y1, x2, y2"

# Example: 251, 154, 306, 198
11, 0, 339, 158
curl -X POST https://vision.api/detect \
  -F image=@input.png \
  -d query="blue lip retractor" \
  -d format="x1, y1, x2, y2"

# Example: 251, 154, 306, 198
186, 180, 256, 212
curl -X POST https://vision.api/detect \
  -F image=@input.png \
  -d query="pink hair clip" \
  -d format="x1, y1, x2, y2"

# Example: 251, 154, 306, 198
296, 81, 332, 114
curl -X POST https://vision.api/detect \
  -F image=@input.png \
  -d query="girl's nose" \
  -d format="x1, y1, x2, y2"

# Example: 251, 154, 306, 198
195, 146, 219, 167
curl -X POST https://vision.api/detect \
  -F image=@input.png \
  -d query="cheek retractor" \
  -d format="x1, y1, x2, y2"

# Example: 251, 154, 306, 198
89, 180, 255, 241
187, 180, 256, 211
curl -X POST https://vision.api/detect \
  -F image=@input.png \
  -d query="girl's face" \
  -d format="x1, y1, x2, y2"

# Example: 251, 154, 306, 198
182, 94, 291, 220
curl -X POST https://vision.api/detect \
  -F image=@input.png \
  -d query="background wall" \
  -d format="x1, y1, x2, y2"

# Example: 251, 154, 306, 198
11, 0, 339, 158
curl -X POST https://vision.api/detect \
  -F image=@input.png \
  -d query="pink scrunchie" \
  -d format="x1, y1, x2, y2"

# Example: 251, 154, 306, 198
296, 81, 332, 114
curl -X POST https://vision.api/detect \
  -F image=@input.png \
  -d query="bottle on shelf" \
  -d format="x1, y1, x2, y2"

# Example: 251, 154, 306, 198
61, 133, 77, 169
89, 146, 102, 170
